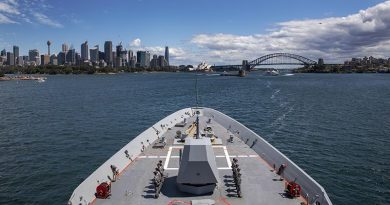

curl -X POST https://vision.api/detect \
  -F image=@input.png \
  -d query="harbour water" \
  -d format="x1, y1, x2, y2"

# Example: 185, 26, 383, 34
0, 73, 389, 205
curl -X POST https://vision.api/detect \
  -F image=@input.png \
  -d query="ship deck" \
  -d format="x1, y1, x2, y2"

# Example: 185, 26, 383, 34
93, 116, 305, 205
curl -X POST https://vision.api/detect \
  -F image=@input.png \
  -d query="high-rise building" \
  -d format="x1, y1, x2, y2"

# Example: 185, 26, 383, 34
116, 43, 123, 57
98, 51, 105, 62
66, 49, 76, 65
136, 51, 150, 68
158, 55, 168, 68
41, 54, 50, 65
129, 56, 136, 68
128, 50, 133, 59
81, 41, 89, 61
165, 46, 169, 66
0, 49, 6, 57
104, 41, 113, 66
50, 54, 58, 65
29, 49, 39, 62
150, 54, 158, 68
75, 52, 81, 66
13, 46, 19, 65
6, 52, 15, 66
57, 52, 66, 65
62, 43, 68, 52
90, 46, 99, 63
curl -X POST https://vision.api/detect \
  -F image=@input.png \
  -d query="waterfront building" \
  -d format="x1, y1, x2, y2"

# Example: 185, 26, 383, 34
29, 49, 39, 62
104, 41, 113, 66
50, 54, 58, 65
128, 50, 133, 59
150, 54, 159, 68
116, 43, 123, 57
90, 46, 99, 63
57, 52, 66, 65
13, 46, 19, 65
98, 51, 105, 62
158, 55, 168, 67
0, 49, 6, 57
66, 49, 76, 65
75, 52, 81, 66
136, 51, 150, 68
165, 46, 169, 66
129, 56, 136, 68
41, 54, 50, 65
62, 43, 69, 52
6, 52, 15, 66
81, 41, 89, 61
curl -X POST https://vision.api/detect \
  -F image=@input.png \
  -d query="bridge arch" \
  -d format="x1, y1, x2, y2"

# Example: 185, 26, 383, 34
248, 53, 317, 69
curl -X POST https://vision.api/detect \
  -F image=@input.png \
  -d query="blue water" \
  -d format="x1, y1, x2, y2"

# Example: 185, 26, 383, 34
0, 73, 389, 205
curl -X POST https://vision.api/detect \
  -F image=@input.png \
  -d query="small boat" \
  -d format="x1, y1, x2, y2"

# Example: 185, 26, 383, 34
264, 69, 280, 76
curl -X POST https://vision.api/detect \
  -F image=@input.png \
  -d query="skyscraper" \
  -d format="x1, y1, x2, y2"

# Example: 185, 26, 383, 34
0, 49, 6, 57
104, 41, 113, 66
62, 43, 68, 52
165, 46, 169, 66
57, 52, 66, 65
116, 43, 123, 57
136, 51, 150, 68
29, 49, 39, 62
13, 46, 19, 65
6, 52, 14, 66
90, 46, 99, 63
81, 41, 89, 61
66, 49, 76, 65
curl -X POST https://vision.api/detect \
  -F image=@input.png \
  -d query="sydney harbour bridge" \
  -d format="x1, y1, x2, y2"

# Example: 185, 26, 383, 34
211, 53, 321, 71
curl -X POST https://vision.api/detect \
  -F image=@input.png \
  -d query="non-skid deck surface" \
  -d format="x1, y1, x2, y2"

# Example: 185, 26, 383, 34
94, 116, 303, 205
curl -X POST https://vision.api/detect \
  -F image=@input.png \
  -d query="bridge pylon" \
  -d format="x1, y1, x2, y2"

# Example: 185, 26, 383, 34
242, 60, 250, 71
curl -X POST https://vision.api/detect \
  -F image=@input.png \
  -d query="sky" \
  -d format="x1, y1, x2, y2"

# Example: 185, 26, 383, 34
0, 0, 390, 65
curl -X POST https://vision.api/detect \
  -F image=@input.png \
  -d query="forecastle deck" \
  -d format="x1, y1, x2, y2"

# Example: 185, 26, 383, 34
68, 107, 332, 205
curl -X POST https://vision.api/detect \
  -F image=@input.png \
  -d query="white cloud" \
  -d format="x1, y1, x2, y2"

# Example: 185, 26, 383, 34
32, 12, 63, 28
0, 1, 20, 15
130, 38, 141, 47
0, 12, 16, 23
191, 1, 390, 64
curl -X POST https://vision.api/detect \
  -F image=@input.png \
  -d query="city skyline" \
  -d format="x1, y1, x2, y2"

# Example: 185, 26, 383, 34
0, 0, 389, 65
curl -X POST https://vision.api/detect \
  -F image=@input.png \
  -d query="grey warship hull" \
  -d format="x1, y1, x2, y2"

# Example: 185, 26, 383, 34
68, 107, 332, 205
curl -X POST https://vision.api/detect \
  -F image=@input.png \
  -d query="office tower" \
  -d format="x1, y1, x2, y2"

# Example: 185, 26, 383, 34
75, 52, 81, 66
116, 43, 123, 58
104, 41, 113, 66
29, 49, 39, 62
128, 50, 133, 59
47, 41, 51, 55
62, 43, 68, 52
98, 51, 105, 62
129, 56, 136, 68
41, 54, 50, 65
13, 46, 19, 65
50, 54, 58, 65
66, 49, 76, 65
150, 54, 158, 68
90, 46, 99, 63
136, 51, 150, 68
0, 49, 6, 57
158, 55, 168, 67
6, 52, 15, 66
81, 41, 89, 61
165, 46, 169, 66
57, 52, 65, 65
